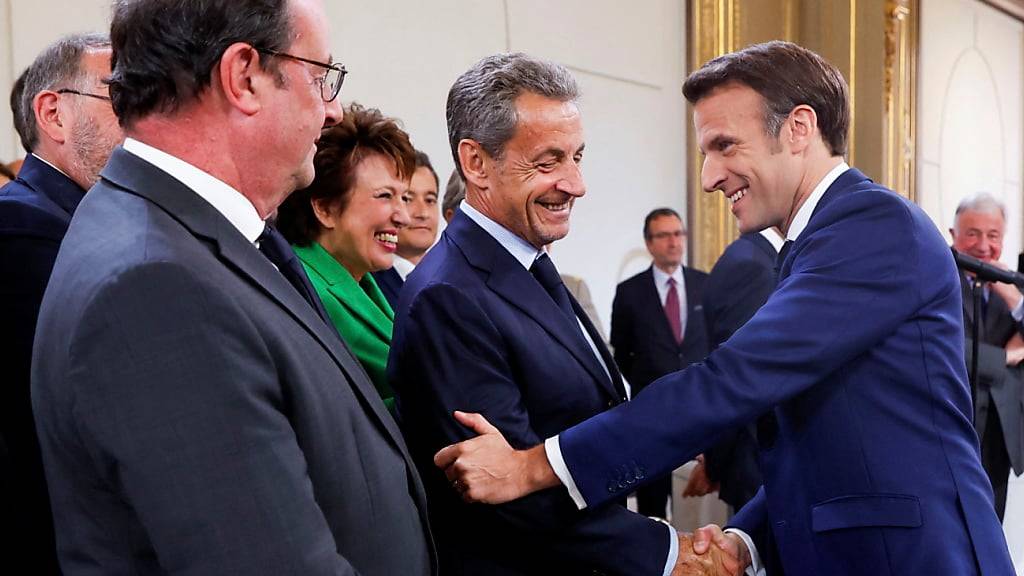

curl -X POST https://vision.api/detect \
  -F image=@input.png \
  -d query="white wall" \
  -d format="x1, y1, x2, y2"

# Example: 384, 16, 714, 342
920, 0, 1024, 568
0, 0, 688, 330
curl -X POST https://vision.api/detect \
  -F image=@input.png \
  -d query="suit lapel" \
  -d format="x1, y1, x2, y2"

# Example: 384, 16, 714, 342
19, 154, 87, 218
447, 213, 618, 398
98, 148, 408, 452
298, 243, 394, 343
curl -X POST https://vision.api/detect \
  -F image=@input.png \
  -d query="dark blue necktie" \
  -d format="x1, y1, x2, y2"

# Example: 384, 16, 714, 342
258, 224, 332, 326
530, 253, 574, 321
775, 239, 794, 277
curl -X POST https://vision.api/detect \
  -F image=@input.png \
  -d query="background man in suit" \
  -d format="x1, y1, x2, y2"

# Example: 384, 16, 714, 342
0, 33, 122, 574
684, 229, 782, 511
611, 207, 708, 518
949, 192, 1024, 522
374, 150, 439, 308
435, 41, 1014, 576
389, 52, 726, 576
441, 168, 466, 223
30, 1, 434, 574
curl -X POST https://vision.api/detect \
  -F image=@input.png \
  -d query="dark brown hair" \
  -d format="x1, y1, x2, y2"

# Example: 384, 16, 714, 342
682, 41, 849, 156
277, 103, 416, 245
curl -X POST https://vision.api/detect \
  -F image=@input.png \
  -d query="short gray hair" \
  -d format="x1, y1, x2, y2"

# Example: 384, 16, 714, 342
954, 192, 1006, 226
446, 52, 579, 179
12, 32, 110, 152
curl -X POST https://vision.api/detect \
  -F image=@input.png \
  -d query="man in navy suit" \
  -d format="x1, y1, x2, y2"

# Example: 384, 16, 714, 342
373, 150, 439, 308
611, 207, 708, 518
686, 230, 781, 511
0, 33, 123, 574
436, 41, 1013, 575
390, 53, 722, 576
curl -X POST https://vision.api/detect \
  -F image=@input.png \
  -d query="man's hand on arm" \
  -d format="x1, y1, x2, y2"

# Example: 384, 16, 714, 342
986, 261, 1024, 311
682, 454, 719, 498
434, 411, 560, 503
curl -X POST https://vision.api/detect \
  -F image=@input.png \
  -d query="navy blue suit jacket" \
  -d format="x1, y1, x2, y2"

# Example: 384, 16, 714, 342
611, 265, 709, 395
0, 154, 85, 574
371, 266, 403, 310
701, 232, 777, 509
557, 169, 1013, 575
389, 211, 670, 576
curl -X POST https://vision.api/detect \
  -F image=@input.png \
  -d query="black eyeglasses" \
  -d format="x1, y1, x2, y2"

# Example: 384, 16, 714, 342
257, 48, 347, 102
56, 88, 111, 102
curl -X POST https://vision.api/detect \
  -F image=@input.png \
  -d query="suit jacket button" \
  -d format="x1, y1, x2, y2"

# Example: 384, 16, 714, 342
606, 400, 615, 408
607, 482, 617, 493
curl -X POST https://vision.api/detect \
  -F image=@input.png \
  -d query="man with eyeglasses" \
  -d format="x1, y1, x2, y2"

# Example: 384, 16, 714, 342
0, 32, 123, 575
30, 1, 434, 574
609, 207, 709, 521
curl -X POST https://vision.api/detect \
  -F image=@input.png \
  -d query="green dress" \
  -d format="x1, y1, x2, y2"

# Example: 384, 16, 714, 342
293, 242, 397, 410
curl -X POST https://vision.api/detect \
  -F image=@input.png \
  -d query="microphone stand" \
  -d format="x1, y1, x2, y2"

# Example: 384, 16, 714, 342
969, 277, 982, 420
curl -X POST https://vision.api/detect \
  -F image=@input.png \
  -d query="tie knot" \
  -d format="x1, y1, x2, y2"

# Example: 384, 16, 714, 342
530, 253, 563, 292
667, 276, 676, 287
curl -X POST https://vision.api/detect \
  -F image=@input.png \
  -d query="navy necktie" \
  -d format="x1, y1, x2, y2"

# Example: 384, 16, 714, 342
530, 253, 574, 321
258, 224, 332, 326
775, 239, 794, 277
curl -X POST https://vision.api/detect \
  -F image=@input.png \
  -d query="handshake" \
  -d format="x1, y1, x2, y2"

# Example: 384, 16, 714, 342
673, 524, 751, 576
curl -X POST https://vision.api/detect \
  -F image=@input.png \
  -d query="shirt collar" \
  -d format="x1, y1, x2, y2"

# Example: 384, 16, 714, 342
759, 227, 786, 252
30, 153, 73, 181
786, 161, 849, 242
392, 254, 416, 279
651, 264, 683, 287
122, 137, 265, 243
459, 200, 543, 270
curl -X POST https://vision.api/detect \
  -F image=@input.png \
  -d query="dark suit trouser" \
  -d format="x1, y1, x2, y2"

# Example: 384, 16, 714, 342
636, 474, 672, 519
981, 402, 1010, 521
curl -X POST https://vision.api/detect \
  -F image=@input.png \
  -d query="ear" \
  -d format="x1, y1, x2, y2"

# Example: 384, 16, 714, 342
457, 139, 490, 191
786, 104, 818, 154
311, 197, 336, 229
33, 91, 68, 145
217, 42, 265, 116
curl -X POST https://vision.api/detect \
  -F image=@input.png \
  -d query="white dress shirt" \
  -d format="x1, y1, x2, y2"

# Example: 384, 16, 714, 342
122, 138, 264, 243
391, 254, 416, 280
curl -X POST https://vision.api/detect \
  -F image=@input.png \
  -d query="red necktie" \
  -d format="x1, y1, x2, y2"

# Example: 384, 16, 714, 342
664, 277, 682, 344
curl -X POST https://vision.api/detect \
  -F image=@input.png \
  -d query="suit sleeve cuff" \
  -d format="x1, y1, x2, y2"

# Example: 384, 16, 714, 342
1012, 297, 1024, 323
661, 522, 678, 576
544, 435, 587, 510
724, 528, 765, 576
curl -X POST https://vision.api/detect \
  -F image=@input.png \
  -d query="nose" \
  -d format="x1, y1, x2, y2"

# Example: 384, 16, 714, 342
323, 97, 343, 128
701, 155, 727, 194
556, 162, 586, 198
393, 196, 411, 228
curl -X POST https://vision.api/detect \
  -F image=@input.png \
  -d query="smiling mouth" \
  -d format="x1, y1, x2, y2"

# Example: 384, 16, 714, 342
726, 188, 748, 204
374, 231, 398, 248
538, 200, 572, 213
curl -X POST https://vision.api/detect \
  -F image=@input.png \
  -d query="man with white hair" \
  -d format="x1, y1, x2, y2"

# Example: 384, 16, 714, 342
950, 192, 1024, 522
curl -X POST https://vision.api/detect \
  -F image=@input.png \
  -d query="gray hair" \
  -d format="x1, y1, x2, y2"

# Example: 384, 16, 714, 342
442, 168, 466, 216
446, 52, 579, 179
12, 32, 110, 152
954, 192, 1006, 226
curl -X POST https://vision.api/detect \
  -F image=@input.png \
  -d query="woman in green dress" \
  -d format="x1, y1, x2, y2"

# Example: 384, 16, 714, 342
276, 104, 416, 410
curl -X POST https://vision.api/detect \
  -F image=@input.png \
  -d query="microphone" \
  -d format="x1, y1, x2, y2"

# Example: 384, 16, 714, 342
951, 249, 1024, 288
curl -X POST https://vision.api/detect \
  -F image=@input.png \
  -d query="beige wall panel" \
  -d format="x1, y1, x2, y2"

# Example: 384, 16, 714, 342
0, 0, 15, 161
918, 0, 975, 162
506, 0, 671, 87
9, 0, 109, 71
976, 7, 1023, 184
327, 0, 507, 184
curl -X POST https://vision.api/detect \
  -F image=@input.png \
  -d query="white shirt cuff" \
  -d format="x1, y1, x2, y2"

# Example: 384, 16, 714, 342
661, 522, 678, 576
544, 435, 587, 510
1012, 296, 1024, 322
724, 528, 765, 576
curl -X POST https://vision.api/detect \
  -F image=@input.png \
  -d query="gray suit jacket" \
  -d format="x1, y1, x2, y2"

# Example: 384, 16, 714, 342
961, 276, 1024, 476
31, 147, 435, 575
